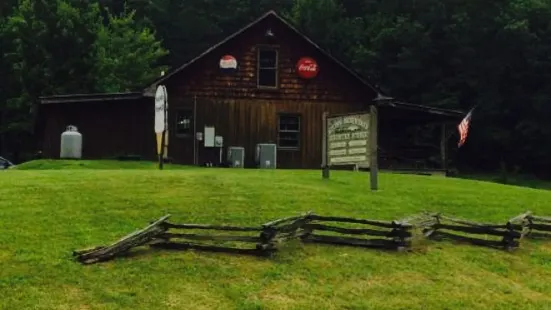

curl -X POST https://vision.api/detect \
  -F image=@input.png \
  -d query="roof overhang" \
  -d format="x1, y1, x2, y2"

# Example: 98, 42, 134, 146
379, 100, 465, 118
39, 92, 143, 104
372, 93, 464, 121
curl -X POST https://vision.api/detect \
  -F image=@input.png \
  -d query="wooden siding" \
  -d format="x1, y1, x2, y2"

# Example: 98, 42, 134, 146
162, 14, 376, 168
165, 15, 375, 103
40, 99, 155, 160
169, 97, 366, 168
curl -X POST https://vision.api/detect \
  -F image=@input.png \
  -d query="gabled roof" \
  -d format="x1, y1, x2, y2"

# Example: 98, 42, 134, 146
143, 10, 382, 97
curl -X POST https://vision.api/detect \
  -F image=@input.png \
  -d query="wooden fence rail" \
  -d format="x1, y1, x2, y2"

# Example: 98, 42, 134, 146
301, 214, 412, 251
421, 213, 523, 251
73, 215, 172, 264
521, 212, 551, 239
150, 217, 286, 256
73, 211, 551, 264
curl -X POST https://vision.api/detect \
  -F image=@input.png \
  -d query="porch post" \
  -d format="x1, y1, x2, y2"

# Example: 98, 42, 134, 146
440, 123, 447, 172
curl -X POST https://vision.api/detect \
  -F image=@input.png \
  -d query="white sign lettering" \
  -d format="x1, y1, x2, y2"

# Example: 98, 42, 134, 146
326, 113, 370, 167
298, 64, 318, 72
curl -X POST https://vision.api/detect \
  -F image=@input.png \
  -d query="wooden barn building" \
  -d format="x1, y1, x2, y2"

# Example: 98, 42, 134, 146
37, 11, 464, 170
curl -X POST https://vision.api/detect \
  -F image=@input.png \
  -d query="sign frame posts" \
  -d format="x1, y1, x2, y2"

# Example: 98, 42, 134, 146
159, 127, 166, 170
321, 112, 330, 179
322, 108, 379, 190
369, 105, 379, 190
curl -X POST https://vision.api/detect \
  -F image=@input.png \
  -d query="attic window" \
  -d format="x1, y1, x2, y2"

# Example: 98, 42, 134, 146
257, 48, 278, 88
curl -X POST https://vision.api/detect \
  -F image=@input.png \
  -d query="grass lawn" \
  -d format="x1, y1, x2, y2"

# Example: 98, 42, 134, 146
2, 160, 551, 309
14, 159, 188, 170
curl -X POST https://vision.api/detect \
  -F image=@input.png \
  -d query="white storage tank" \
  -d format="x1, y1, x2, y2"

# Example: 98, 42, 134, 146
60, 125, 82, 159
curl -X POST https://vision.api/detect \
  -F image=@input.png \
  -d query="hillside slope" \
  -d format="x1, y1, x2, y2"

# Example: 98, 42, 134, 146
1, 166, 550, 309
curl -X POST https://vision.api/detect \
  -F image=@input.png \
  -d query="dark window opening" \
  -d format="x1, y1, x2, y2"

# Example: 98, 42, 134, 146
175, 110, 193, 136
257, 48, 278, 88
278, 114, 300, 149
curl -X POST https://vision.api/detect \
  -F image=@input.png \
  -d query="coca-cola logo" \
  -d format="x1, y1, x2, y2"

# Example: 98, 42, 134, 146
296, 57, 319, 79
298, 63, 317, 71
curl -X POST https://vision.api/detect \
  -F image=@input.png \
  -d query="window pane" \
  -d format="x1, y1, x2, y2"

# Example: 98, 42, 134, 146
278, 115, 300, 148
259, 50, 277, 68
279, 116, 299, 131
176, 111, 193, 134
279, 131, 299, 140
278, 140, 298, 148
258, 68, 277, 87
278, 132, 299, 148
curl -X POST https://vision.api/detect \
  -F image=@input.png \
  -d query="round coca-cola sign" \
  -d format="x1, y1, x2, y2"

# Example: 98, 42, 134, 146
296, 57, 319, 79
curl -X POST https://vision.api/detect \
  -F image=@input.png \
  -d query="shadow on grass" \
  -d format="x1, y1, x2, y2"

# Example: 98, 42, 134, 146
88, 243, 276, 264
454, 173, 551, 191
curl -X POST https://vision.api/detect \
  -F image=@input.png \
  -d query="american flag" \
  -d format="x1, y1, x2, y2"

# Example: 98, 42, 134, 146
457, 108, 474, 148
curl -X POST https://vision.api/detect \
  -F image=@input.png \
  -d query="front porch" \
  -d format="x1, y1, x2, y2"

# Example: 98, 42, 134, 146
377, 100, 464, 175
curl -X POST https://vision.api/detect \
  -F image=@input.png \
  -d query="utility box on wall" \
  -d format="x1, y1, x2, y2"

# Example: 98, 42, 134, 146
214, 136, 223, 148
204, 126, 215, 147
228, 147, 245, 168
255, 143, 277, 169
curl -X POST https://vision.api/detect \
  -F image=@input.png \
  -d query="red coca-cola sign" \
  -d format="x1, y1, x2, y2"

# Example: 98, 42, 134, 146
296, 57, 319, 79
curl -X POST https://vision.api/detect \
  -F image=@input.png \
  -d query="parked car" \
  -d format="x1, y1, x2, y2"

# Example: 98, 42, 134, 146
0, 157, 15, 170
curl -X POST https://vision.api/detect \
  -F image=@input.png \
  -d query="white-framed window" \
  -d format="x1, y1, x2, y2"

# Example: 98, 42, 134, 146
257, 47, 278, 88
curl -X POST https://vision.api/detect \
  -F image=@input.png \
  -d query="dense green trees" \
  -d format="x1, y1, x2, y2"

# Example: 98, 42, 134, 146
92, 9, 168, 92
2, 0, 551, 176
0, 0, 166, 158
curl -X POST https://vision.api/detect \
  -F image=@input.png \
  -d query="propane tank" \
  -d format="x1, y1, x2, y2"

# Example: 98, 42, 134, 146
60, 125, 82, 159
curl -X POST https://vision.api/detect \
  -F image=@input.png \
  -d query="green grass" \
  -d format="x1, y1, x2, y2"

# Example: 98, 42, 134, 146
2, 160, 551, 309
15, 159, 186, 170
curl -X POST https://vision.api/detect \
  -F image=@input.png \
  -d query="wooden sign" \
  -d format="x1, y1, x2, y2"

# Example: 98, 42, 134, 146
154, 85, 167, 134
327, 113, 371, 167
322, 107, 379, 190
154, 84, 168, 170
296, 57, 319, 79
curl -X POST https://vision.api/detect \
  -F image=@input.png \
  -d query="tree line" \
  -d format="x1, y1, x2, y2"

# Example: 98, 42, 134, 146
2, 0, 551, 178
